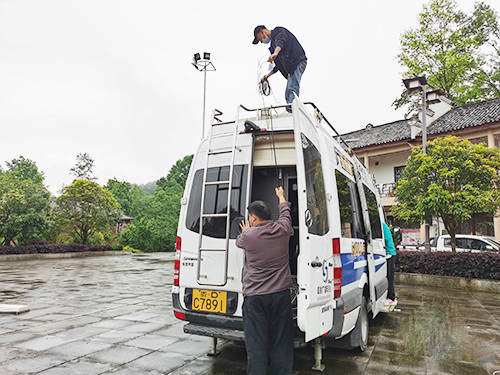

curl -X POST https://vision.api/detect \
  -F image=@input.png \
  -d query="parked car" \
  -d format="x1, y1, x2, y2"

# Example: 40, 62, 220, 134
431, 234, 499, 252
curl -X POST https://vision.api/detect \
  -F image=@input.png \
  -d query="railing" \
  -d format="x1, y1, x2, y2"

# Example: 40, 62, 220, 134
376, 183, 396, 197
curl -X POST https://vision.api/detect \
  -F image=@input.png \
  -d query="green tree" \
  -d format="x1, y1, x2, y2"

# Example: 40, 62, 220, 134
105, 178, 150, 217
395, 0, 499, 110
53, 180, 120, 244
394, 136, 500, 251
120, 155, 193, 252
0, 157, 51, 245
156, 155, 193, 190
70, 153, 96, 181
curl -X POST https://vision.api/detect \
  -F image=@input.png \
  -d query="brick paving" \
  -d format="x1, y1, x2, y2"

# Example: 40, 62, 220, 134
0, 253, 498, 374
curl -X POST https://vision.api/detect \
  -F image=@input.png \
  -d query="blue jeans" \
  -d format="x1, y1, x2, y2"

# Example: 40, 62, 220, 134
286, 60, 307, 107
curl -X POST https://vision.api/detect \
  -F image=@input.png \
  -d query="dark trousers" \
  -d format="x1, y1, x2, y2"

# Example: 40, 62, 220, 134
243, 289, 293, 375
387, 254, 396, 300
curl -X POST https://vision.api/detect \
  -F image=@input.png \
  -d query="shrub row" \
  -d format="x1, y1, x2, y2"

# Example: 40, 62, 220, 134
0, 239, 113, 255
396, 251, 500, 280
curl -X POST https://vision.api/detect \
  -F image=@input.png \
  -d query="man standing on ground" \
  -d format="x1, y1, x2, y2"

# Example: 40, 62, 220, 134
236, 187, 293, 375
252, 25, 307, 112
383, 222, 398, 304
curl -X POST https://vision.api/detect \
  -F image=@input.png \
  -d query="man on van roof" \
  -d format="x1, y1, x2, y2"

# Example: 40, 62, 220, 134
252, 25, 307, 112
236, 187, 293, 375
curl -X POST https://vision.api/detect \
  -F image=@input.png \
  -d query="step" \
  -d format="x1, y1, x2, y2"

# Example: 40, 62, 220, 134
208, 149, 233, 155
204, 180, 230, 186
184, 322, 245, 341
202, 213, 228, 218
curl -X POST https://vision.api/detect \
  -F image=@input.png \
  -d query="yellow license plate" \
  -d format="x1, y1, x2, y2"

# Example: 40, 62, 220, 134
192, 289, 227, 313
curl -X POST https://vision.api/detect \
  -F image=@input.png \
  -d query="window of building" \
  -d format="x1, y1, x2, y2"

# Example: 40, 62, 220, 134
394, 166, 405, 183
186, 165, 248, 239
469, 137, 488, 145
363, 185, 382, 239
301, 133, 329, 236
335, 170, 365, 239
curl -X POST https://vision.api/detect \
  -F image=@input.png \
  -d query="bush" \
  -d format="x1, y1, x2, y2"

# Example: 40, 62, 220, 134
0, 243, 112, 255
396, 251, 500, 280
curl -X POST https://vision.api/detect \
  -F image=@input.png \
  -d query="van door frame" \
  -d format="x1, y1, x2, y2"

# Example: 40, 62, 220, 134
292, 98, 334, 342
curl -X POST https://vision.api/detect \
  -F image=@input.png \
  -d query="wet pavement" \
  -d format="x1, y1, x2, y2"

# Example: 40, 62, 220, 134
0, 253, 498, 375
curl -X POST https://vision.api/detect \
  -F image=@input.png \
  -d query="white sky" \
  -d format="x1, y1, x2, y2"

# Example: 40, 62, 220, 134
0, 0, 488, 194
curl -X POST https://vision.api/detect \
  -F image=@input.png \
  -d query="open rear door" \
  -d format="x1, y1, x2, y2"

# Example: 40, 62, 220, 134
292, 99, 334, 342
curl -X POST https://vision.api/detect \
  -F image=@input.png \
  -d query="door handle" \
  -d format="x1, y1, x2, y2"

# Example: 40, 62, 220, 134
311, 261, 322, 268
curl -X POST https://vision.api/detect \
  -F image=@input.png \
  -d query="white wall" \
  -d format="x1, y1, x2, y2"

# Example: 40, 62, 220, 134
369, 151, 410, 185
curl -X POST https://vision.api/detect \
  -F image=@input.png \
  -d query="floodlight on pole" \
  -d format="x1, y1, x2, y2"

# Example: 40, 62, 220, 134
403, 75, 442, 253
192, 52, 216, 139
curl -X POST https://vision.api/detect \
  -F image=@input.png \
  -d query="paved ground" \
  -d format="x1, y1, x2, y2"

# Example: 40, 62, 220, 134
0, 253, 498, 375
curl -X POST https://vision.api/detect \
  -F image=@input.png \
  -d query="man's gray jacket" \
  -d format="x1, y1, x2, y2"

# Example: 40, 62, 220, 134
236, 202, 292, 296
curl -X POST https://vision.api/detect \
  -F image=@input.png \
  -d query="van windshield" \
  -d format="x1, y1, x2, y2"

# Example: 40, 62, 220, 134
185, 165, 248, 239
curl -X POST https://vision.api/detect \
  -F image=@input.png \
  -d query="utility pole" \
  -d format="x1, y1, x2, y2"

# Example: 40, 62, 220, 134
192, 52, 216, 139
403, 76, 443, 253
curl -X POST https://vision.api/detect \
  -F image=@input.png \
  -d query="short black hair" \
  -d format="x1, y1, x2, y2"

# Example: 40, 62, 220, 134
247, 200, 271, 220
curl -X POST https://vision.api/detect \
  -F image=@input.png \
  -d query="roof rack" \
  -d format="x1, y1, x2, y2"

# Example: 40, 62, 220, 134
210, 101, 354, 155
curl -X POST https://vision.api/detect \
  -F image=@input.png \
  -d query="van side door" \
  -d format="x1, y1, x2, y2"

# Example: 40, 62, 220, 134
357, 178, 387, 317
292, 99, 334, 342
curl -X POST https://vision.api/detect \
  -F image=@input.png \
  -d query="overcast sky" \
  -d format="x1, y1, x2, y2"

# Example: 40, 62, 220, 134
0, 0, 490, 194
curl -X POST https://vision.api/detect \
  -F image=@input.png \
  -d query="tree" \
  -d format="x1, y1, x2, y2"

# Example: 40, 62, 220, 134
105, 178, 151, 217
156, 155, 193, 190
0, 157, 51, 245
120, 154, 193, 252
395, 0, 499, 111
70, 153, 96, 181
53, 180, 120, 244
394, 136, 500, 251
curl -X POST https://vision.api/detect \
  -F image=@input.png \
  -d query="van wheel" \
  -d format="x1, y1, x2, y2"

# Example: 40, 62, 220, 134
356, 296, 369, 351
323, 296, 369, 351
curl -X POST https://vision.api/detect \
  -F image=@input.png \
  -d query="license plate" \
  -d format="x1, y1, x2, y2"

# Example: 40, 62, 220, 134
192, 289, 227, 313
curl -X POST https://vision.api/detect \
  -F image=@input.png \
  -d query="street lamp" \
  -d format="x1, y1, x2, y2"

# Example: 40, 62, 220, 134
403, 75, 442, 252
192, 52, 216, 139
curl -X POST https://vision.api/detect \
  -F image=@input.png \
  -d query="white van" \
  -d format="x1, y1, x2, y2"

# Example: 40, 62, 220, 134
172, 98, 390, 368
431, 234, 499, 252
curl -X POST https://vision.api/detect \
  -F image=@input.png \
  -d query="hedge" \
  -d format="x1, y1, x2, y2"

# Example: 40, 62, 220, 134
396, 251, 500, 281
0, 239, 112, 255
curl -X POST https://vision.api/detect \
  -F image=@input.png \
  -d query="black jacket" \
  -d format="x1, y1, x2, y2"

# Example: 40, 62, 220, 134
270, 27, 307, 78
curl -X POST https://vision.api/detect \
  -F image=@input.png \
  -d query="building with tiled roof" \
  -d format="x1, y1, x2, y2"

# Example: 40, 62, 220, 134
341, 97, 500, 242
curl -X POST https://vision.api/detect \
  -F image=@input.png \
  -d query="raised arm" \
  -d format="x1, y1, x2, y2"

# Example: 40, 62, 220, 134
275, 187, 291, 234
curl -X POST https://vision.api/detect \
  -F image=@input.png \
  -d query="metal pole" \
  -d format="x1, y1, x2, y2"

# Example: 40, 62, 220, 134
202, 65, 207, 140
421, 83, 431, 252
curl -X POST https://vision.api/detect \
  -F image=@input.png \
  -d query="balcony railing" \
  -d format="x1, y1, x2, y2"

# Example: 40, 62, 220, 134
376, 183, 396, 197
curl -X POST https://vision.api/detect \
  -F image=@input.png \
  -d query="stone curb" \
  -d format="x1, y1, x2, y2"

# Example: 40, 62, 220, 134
396, 272, 500, 293
0, 250, 132, 262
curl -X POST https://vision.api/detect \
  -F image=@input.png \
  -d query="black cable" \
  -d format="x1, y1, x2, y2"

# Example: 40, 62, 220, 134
268, 108, 282, 187
259, 78, 271, 96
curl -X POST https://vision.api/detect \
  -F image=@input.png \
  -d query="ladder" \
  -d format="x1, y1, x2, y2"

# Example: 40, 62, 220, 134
196, 108, 241, 286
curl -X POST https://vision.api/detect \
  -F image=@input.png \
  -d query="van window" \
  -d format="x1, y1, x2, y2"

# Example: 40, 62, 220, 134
185, 165, 248, 239
335, 170, 365, 238
363, 185, 382, 239
301, 133, 329, 236
455, 238, 468, 249
469, 239, 488, 251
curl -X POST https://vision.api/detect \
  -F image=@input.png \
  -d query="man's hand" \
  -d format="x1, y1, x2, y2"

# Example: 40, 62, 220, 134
275, 186, 286, 204
260, 73, 269, 83
239, 219, 250, 232
267, 53, 278, 63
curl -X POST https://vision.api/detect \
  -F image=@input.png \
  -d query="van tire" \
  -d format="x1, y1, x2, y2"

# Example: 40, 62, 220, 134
355, 296, 369, 352
323, 296, 369, 351
342, 296, 369, 351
